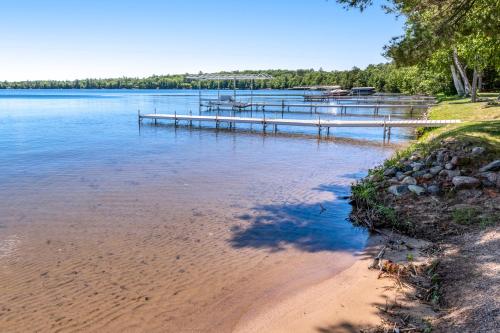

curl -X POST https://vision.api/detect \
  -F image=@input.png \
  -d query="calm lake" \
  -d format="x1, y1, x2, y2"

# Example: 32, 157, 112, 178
0, 89, 408, 332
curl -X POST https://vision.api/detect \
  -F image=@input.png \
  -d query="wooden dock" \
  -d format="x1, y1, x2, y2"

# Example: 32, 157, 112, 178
201, 100, 429, 110
139, 112, 460, 140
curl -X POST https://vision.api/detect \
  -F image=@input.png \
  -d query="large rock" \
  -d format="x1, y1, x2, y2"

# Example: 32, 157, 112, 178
388, 185, 409, 196
383, 167, 397, 177
452, 176, 481, 190
423, 173, 434, 180
408, 185, 425, 195
471, 147, 485, 155
411, 162, 424, 171
396, 172, 406, 181
429, 165, 443, 175
445, 162, 454, 170
427, 184, 441, 195
402, 176, 417, 185
388, 177, 400, 185
413, 170, 427, 178
440, 169, 460, 179
479, 160, 500, 173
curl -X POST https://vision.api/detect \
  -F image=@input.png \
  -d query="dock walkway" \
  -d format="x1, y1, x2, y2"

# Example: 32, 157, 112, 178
139, 113, 460, 139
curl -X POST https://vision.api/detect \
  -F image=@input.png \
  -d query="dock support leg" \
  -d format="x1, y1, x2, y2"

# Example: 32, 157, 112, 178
388, 127, 392, 141
327, 127, 330, 137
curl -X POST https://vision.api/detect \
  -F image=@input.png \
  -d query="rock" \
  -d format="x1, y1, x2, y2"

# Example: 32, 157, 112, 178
440, 169, 460, 179
451, 156, 469, 166
409, 154, 421, 162
396, 172, 406, 181
430, 166, 443, 175
408, 185, 425, 195
425, 154, 435, 165
402, 176, 417, 185
388, 185, 409, 196
412, 162, 424, 171
427, 184, 441, 195
383, 167, 397, 177
388, 177, 400, 185
412, 170, 426, 178
445, 162, 454, 170
452, 176, 481, 190
471, 147, 485, 155
479, 172, 498, 187
402, 164, 413, 172
479, 160, 500, 173
404, 170, 413, 176
436, 151, 445, 163
423, 173, 434, 180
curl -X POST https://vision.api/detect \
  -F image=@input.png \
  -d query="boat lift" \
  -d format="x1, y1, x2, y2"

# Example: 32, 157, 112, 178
185, 73, 273, 112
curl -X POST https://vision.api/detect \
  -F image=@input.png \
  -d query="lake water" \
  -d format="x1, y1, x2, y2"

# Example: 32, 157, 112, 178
0, 90, 407, 332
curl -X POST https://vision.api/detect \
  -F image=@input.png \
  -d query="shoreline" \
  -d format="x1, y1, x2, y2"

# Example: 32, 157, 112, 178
233, 234, 393, 333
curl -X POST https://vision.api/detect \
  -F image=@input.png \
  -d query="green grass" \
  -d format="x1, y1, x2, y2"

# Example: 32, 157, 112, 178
396, 94, 500, 163
452, 208, 481, 225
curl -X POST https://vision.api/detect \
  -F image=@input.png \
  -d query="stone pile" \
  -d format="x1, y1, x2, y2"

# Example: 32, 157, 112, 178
377, 143, 499, 197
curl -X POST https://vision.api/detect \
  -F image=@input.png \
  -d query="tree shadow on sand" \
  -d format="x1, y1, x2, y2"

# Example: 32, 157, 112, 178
229, 183, 368, 253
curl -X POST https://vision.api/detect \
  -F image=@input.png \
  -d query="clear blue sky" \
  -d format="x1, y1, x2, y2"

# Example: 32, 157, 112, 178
0, 0, 403, 81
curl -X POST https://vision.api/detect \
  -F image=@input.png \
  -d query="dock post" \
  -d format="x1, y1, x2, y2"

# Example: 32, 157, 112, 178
189, 110, 193, 127
138, 109, 141, 125
262, 115, 267, 133
174, 111, 178, 127
327, 127, 330, 137
215, 114, 219, 129
198, 81, 202, 115
388, 126, 392, 141
383, 116, 387, 141
318, 116, 322, 137
281, 99, 284, 114
154, 108, 157, 126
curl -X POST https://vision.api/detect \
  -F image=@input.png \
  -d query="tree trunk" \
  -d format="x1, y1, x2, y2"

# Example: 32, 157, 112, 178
451, 64, 465, 96
453, 48, 472, 96
471, 67, 478, 102
477, 71, 482, 92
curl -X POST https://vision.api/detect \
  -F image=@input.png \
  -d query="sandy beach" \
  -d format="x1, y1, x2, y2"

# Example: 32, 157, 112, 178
234, 235, 391, 333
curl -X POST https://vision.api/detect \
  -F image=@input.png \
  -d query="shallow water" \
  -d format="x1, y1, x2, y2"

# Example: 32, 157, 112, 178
0, 89, 405, 332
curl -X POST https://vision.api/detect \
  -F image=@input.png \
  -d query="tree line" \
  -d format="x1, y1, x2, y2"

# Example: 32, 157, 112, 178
2, 64, 498, 94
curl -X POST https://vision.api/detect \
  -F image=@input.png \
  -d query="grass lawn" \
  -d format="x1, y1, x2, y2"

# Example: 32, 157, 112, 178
420, 94, 500, 152
380, 94, 500, 166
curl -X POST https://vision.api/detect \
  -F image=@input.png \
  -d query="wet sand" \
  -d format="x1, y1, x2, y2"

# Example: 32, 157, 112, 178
0, 149, 376, 332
